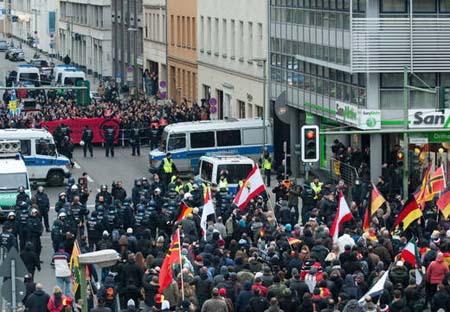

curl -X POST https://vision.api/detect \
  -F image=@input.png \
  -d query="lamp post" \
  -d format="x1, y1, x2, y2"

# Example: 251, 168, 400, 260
128, 27, 138, 99
250, 57, 267, 151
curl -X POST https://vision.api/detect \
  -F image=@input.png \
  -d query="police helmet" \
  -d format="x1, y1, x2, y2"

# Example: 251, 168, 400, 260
37, 186, 44, 192
148, 200, 156, 207
18, 201, 28, 210
71, 184, 78, 191
31, 208, 38, 215
101, 184, 108, 191
137, 204, 145, 213
59, 192, 67, 198
68, 177, 75, 185
18, 186, 25, 193
123, 197, 132, 204
7, 212, 15, 218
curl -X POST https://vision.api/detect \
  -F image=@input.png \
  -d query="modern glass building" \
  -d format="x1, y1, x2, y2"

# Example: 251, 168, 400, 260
269, 0, 450, 185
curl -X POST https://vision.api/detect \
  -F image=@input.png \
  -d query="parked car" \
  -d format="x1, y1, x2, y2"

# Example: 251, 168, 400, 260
9, 49, 25, 62
40, 67, 53, 85
29, 59, 49, 68
5, 47, 19, 59
0, 40, 8, 52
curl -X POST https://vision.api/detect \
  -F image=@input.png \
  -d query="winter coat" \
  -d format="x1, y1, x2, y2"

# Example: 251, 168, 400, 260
431, 291, 450, 312
201, 297, 229, 312
427, 258, 449, 284
235, 281, 254, 312
47, 294, 65, 312
190, 273, 212, 307
248, 295, 269, 312
25, 289, 50, 312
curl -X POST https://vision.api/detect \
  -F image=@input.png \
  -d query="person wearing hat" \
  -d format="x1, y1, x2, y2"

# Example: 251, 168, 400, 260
90, 297, 112, 312
123, 299, 138, 312
201, 288, 228, 312
159, 152, 177, 188
27, 208, 44, 258
25, 283, 50, 312
389, 261, 409, 289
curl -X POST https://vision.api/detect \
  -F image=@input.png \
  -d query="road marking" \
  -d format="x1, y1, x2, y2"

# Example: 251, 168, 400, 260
87, 175, 94, 183
73, 162, 81, 169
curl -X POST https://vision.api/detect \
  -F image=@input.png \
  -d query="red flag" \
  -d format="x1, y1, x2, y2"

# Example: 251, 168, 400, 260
176, 203, 193, 222
288, 237, 302, 245
415, 164, 432, 209
425, 165, 446, 201
233, 164, 265, 210
437, 188, 450, 219
330, 192, 353, 243
363, 205, 370, 232
158, 231, 180, 293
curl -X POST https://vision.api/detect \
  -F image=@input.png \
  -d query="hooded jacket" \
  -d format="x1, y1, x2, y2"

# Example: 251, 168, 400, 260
427, 256, 450, 284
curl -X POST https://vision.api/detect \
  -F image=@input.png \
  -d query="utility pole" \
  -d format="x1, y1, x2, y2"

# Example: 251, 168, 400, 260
403, 66, 409, 199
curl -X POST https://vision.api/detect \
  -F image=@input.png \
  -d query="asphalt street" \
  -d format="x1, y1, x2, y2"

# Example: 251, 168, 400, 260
29, 146, 152, 295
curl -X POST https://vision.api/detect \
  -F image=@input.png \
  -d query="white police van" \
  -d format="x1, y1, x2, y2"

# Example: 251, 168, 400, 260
0, 129, 71, 186
60, 68, 86, 86
195, 155, 255, 194
0, 140, 31, 217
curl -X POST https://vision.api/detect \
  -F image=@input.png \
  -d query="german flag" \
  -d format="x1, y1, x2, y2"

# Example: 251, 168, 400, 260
288, 237, 302, 245
370, 183, 386, 215
437, 187, 450, 219
415, 164, 432, 209
176, 203, 193, 222
425, 165, 446, 201
394, 196, 422, 231
158, 230, 180, 293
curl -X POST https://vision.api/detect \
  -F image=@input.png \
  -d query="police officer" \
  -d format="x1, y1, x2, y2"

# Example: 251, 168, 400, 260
55, 192, 67, 213
27, 208, 43, 257
218, 174, 229, 191
130, 123, 141, 157
86, 211, 102, 251
70, 196, 88, 236
159, 153, 177, 189
16, 186, 30, 206
96, 185, 113, 206
260, 150, 273, 187
4, 212, 18, 236
34, 186, 50, 232
0, 226, 18, 253
17, 201, 29, 251
104, 126, 116, 157
112, 180, 127, 203
51, 218, 64, 254
310, 176, 323, 202
82, 125, 94, 157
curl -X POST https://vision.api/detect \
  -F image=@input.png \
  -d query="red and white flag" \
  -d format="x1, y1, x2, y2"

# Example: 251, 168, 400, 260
330, 192, 353, 243
233, 164, 265, 210
201, 187, 215, 237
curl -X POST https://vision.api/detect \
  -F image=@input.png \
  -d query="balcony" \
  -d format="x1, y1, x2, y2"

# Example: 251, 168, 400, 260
351, 17, 450, 73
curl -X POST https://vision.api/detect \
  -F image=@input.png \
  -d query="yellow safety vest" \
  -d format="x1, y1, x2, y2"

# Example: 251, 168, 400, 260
163, 158, 173, 173
310, 182, 323, 200
185, 182, 194, 193
218, 179, 229, 191
175, 184, 183, 193
263, 158, 272, 170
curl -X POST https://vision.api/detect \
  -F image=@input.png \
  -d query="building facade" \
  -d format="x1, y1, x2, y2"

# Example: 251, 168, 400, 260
143, 0, 166, 96
112, 0, 143, 91
58, 0, 112, 79
197, 0, 267, 119
167, 0, 197, 104
269, 0, 450, 188
11, 0, 57, 54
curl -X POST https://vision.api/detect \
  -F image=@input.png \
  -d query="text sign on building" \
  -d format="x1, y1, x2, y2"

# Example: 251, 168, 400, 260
408, 109, 450, 129
334, 101, 381, 130
359, 109, 381, 130
335, 101, 358, 126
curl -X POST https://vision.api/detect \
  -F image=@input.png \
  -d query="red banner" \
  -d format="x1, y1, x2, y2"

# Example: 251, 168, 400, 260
40, 118, 121, 144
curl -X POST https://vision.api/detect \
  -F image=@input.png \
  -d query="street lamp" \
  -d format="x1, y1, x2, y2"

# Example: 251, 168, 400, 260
250, 57, 267, 151
128, 27, 138, 98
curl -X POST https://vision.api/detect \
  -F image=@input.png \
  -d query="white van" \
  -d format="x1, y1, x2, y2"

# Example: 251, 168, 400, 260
196, 155, 255, 193
53, 65, 76, 85
60, 68, 86, 86
0, 140, 31, 217
6, 64, 41, 87
0, 129, 71, 186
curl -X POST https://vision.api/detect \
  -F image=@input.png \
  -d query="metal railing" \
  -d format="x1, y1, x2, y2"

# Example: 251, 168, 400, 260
329, 158, 360, 188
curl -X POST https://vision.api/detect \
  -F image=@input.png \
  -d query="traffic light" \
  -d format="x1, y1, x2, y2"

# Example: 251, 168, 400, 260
411, 146, 421, 171
301, 125, 319, 162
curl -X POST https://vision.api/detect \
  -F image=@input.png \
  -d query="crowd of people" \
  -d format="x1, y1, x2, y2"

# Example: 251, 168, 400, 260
3, 147, 450, 312
0, 82, 210, 136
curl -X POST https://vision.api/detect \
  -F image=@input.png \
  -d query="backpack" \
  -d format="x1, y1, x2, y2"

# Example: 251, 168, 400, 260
105, 287, 115, 301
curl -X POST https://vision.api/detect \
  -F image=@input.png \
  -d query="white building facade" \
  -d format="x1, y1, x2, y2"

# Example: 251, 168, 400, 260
197, 0, 267, 119
58, 0, 112, 79
143, 0, 167, 93
10, 0, 58, 54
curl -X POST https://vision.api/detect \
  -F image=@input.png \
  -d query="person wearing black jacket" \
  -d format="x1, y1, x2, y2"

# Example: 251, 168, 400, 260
34, 186, 50, 232
25, 283, 50, 312
120, 253, 143, 308
82, 125, 94, 157
20, 241, 41, 279
104, 126, 116, 157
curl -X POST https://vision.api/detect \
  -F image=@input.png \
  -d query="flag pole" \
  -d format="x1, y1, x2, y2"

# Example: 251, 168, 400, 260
177, 228, 185, 301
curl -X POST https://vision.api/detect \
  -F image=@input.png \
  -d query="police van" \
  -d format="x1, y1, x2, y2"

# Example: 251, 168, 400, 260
195, 155, 255, 194
0, 140, 31, 218
60, 68, 86, 86
6, 64, 41, 87
0, 129, 71, 186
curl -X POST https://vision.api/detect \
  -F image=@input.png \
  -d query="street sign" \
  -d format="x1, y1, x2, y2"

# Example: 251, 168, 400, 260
0, 248, 28, 277
159, 81, 167, 99
127, 66, 133, 82
209, 98, 217, 106
1, 279, 25, 303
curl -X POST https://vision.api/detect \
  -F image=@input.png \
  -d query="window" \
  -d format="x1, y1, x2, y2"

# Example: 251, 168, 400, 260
381, 0, 407, 12
216, 164, 253, 184
217, 130, 241, 146
381, 73, 403, 88
243, 128, 263, 145
167, 133, 186, 151
231, 19, 236, 57
200, 160, 213, 182
238, 100, 246, 118
170, 15, 174, 45
441, 0, 450, 12
20, 140, 31, 156
413, 0, 436, 12
191, 132, 215, 148
200, 16, 204, 50
0, 173, 29, 191
36, 139, 55, 156
248, 22, 253, 60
